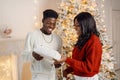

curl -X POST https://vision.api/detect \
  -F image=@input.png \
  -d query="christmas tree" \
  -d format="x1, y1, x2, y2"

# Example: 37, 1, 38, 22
55, 0, 117, 80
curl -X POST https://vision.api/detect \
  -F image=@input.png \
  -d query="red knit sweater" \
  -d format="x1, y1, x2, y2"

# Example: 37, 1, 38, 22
65, 34, 102, 77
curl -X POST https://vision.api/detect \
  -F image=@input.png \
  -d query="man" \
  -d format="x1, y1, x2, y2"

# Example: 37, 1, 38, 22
22, 9, 62, 80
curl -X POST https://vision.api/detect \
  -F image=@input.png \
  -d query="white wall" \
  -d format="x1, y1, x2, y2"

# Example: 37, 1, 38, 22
111, 0, 120, 77
104, 0, 112, 40
0, 0, 35, 38
112, 0, 120, 10
0, 0, 60, 39
95, 0, 112, 40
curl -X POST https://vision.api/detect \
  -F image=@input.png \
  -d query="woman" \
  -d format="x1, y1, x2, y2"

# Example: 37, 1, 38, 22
57, 12, 102, 80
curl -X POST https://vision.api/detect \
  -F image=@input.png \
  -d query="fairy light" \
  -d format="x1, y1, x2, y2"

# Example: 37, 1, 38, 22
33, 16, 37, 20
33, 0, 40, 28
34, 0, 38, 4
33, 0, 38, 11
101, 4, 104, 8
0, 55, 12, 80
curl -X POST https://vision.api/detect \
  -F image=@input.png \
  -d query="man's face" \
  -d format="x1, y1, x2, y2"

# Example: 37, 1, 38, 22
42, 18, 57, 34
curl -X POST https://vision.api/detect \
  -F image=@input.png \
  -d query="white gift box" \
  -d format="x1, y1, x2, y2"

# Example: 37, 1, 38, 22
34, 46, 61, 60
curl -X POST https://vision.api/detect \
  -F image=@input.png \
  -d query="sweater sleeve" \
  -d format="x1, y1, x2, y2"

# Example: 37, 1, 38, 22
65, 37, 102, 74
21, 33, 34, 62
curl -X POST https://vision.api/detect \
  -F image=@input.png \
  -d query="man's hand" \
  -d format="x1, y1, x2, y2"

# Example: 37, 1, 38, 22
32, 51, 43, 61
54, 63, 61, 68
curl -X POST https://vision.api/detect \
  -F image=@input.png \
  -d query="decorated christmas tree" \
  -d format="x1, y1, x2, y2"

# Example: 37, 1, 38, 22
55, 0, 117, 80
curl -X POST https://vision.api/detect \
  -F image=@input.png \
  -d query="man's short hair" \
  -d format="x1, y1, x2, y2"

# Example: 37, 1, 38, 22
43, 9, 58, 20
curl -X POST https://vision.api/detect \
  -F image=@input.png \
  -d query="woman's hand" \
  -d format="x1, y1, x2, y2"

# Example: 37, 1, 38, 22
53, 54, 67, 64
60, 54, 67, 62
32, 51, 43, 61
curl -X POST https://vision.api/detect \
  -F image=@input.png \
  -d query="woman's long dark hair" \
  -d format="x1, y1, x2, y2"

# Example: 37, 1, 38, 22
74, 12, 100, 49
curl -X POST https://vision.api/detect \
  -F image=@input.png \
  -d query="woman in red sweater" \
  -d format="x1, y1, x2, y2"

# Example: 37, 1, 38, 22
57, 12, 102, 80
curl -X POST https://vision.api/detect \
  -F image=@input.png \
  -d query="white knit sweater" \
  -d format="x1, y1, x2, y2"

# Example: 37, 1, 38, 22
22, 29, 62, 80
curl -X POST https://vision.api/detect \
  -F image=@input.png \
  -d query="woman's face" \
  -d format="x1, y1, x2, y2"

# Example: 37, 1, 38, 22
74, 19, 81, 36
